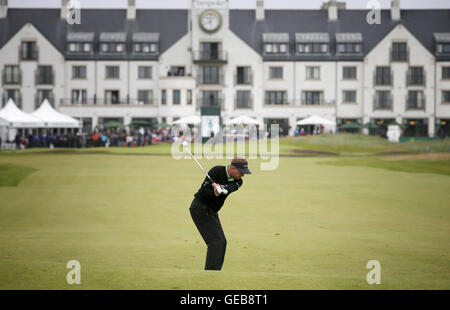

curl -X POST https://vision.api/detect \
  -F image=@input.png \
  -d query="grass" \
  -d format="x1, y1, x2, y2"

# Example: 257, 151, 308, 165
0, 151, 449, 289
0, 164, 38, 187
318, 157, 450, 177
1, 134, 448, 157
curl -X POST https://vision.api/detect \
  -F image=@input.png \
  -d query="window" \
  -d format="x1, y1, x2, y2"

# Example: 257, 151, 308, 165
67, 42, 92, 53
343, 90, 357, 103
100, 42, 125, 54
200, 42, 221, 60
201, 91, 220, 107
169, 66, 185, 77
337, 43, 361, 54
4, 89, 20, 107
202, 66, 220, 84
264, 43, 288, 55
306, 66, 320, 80
303, 91, 323, 105
236, 66, 251, 84
437, 43, 450, 54
375, 67, 391, 85
105, 66, 120, 79
269, 67, 283, 79
407, 91, 424, 110
173, 90, 180, 105
105, 90, 120, 104
392, 42, 408, 61
375, 91, 391, 110
137, 90, 153, 105
37, 89, 53, 107
408, 67, 424, 86
72, 66, 87, 79
3, 65, 20, 84
161, 89, 167, 105
442, 91, 450, 103
21, 41, 37, 60
265, 91, 286, 105
71, 89, 87, 104
138, 66, 152, 79
297, 43, 328, 54
236, 91, 251, 109
37, 66, 53, 84
343, 66, 357, 79
442, 67, 450, 80
187, 90, 192, 105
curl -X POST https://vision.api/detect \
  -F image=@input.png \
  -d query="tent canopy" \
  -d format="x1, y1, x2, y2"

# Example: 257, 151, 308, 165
296, 115, 336, 126
0, 99, 45, 128
103, 120, 124, 129
225, 115, 262, 125
32, 99, 81, 128
0, 117, 8, 127
172, 115, 201, 125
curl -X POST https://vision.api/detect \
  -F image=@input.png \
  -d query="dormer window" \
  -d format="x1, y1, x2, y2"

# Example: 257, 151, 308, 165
66, 32, 94, 54
99, 32, 126, 54
296, 33, 329, 55
434, 33, 450, 54
263, 33, 289, 55
132, 33, 160, 55
336, 33, 363, 54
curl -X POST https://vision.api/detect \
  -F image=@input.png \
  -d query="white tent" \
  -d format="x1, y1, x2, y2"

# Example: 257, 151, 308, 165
296, 115, 336, 126
0, 99, 45, 128
225, 115, 262, 125
0, 117, 8, 127
172, 115, 201, 125
32, 99, 81, 128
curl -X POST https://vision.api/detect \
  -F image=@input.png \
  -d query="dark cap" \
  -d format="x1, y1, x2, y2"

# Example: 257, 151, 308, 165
231, 158, 252, 174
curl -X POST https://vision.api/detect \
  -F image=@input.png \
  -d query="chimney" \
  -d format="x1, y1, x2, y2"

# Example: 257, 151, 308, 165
327, 0, 338, 21
61, 0, 69, 19
256, 0, 264, 21
127, 0, 136, 19
0, 0, 7, 19
391, 0, 400, 21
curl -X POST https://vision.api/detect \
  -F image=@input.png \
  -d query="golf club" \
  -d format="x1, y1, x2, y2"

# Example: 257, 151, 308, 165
182, 141, 228, 195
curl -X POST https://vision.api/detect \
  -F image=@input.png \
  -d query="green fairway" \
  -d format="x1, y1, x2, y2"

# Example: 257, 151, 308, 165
0, 149, 449, 289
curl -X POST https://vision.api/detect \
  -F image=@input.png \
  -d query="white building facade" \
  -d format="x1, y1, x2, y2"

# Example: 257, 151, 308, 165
0, 0, 449, 137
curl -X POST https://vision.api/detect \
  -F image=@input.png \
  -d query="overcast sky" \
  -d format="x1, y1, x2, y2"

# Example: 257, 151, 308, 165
8, 0, 450, 9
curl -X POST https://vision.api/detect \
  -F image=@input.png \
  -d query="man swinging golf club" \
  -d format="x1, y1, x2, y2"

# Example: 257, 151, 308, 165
185, 143, 251, 270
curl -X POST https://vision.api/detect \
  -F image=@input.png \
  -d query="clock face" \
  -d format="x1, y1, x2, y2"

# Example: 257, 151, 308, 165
200, 10, 221, 33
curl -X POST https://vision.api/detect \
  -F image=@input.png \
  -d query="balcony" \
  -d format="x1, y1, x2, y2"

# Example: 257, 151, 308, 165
196, 73, 224, 85
193, 50, 228, 63
374, 72, 393, 87
406, 95, 426, 111
234, 95, 253, 110
2, 70, 22, 86
406, 71, 426, 87
59, 98, 159, 106
2, 94, 22, 109
35, 69, 55, 86
373, 95, 393, 111
390, 45, 409, 63
19, 43, 39, 61
35, 94, 54, 109
234, 70, 253, 86
196, 97, 224, 111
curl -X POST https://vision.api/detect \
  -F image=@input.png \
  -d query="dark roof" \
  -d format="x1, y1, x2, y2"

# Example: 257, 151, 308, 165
0, 8, 188, 60
0, 8, 449, 61
229, 9, 450, 61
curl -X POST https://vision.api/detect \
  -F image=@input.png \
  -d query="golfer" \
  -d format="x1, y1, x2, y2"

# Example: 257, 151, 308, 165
190, 157, 251, 270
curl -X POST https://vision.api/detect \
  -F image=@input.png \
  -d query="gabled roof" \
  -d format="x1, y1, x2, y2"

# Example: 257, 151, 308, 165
0, 8, 188, 60
229, 9, 450, 61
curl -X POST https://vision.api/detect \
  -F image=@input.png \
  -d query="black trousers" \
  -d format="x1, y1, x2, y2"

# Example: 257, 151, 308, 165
190, 198, 227, 270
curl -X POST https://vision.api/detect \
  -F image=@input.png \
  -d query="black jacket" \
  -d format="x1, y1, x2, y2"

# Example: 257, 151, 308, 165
194, 165, 243, 212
